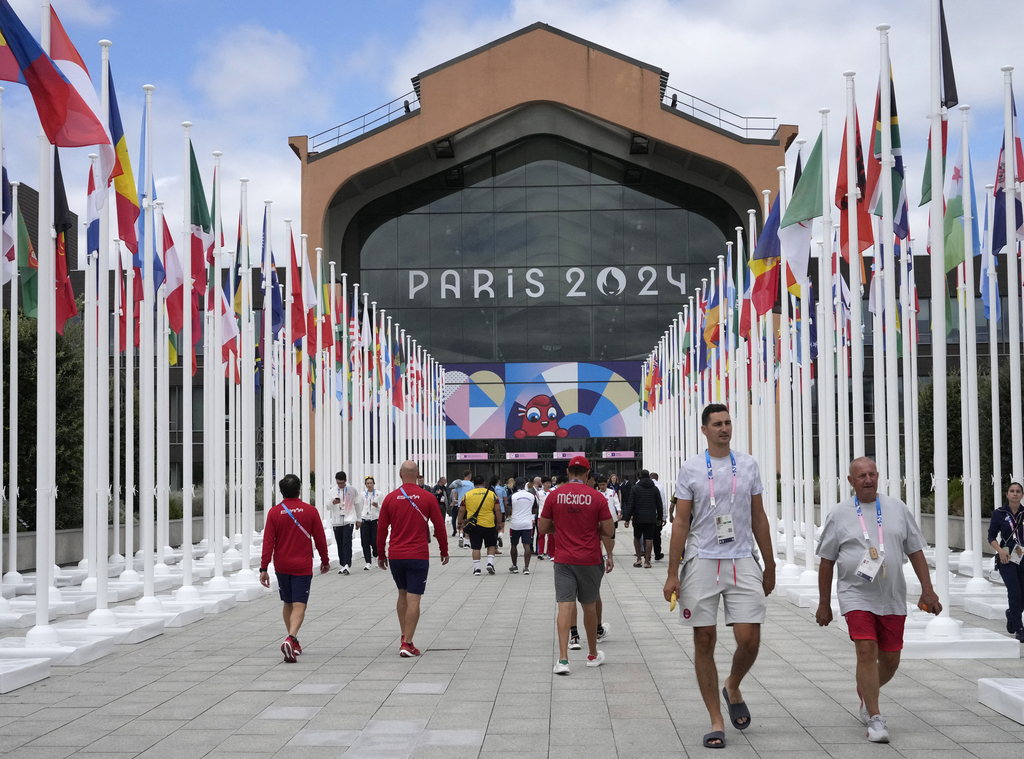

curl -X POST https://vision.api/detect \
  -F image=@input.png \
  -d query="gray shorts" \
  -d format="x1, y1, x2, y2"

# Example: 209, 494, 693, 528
677, 556, 766, 627
553, 562, 604, 604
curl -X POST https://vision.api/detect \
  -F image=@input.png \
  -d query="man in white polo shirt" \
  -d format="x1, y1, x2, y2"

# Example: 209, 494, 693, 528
663, 403, 775, 750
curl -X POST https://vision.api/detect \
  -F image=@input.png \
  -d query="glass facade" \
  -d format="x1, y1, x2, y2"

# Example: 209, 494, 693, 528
348, 136, 738, 364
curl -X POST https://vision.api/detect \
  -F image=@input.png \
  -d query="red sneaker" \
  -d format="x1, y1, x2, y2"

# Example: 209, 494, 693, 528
281, 637, 296, 663
399, 641, 421, 657
289, 635, 302, 656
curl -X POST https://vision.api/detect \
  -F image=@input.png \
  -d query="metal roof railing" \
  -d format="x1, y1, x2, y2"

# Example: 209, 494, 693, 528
310, 91, 420, 152
662, 85, 776, 139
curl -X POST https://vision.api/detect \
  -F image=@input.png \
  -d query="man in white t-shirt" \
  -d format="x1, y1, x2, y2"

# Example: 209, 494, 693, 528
508, 478, 537, 575
815, 457, 939, 744
663, 403, 775, 750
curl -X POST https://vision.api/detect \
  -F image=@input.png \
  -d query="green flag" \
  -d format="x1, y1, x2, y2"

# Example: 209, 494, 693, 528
16, 207, 37, 318
779, 130, 824, 287
942, 139, 965, 273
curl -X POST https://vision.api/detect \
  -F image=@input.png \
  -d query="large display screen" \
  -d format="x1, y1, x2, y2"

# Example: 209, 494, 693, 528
444, 362, 641, 440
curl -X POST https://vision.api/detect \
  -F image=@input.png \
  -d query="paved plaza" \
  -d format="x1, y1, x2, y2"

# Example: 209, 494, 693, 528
1, 532, 1022, 758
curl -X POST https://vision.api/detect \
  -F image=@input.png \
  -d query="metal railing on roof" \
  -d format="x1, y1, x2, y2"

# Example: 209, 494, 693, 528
662, 85, 776, 139
310, 91, 420, 152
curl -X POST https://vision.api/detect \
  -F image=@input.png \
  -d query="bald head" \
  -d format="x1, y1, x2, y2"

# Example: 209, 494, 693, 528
399, 460, 419, 484
848, 457, 879, 503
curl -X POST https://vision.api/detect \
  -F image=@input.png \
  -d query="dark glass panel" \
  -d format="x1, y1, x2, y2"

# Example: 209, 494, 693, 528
429, 214, 462, 268
496, 307, 529, 362
591, 209, 624, 266
526, 212, 559, 267
360, 217, 397, 270
558, 211, 590, 267
495, 212, 527, 267
397, 215, 430, 268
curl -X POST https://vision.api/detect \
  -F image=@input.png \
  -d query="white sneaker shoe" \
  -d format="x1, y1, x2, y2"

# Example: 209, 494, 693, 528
866, 715, 889, 743
364, 564, 371, 571
597, 622, 610, 642
553, 659, 570, 675
586, 650, 606, 668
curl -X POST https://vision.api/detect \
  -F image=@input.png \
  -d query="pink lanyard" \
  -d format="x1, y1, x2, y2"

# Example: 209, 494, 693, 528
705, 451, 737, 511
854, 496, 884, 555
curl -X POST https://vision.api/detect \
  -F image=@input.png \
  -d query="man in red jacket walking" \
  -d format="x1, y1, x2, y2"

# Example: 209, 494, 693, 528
260, 474, 331, 663
378, 460, 449, 657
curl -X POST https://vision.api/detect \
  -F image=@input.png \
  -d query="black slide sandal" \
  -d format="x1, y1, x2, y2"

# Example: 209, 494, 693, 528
703, 731, 726, 748
723, 686, 751, 729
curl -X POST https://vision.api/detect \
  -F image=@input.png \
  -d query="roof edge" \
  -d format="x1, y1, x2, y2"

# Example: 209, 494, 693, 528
415, 22, 664, 83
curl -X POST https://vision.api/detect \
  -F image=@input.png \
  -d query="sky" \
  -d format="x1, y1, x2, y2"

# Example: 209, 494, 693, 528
4, 0, 1024, 271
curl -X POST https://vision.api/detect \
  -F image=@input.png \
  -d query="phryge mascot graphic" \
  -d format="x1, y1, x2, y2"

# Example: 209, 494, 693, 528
514, 395, 569, 438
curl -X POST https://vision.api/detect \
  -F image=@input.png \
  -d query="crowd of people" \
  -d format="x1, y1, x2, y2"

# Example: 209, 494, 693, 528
254, 400, 1021, 749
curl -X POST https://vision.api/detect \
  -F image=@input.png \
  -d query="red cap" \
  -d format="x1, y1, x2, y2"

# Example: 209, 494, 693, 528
568, 455, 590, 470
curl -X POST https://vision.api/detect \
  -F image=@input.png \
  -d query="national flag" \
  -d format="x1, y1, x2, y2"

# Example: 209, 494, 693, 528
348, 296, 361, 370
162, 216, 185, 334
53, 147, 78, 335
919, 117, 948, 207
750, 199, 782, 314
780, 131, 823, 290
134, 98, 165, 291
980, 191, 1002, 322
321, 256, 334, 350
189, 141, 212, 296
739, 260, 754, 338
86, 162, 99, 285
866, 72, 909, 239
795, 283, 817, 364
703, 286, 721, 351
302, 248, 317, 353
288, 230, 306, 343
16, 203, 36, 317
117, 251, 126, 352
392, 334, 404, 410
726, 248, 737, 338
108, 66, 138, 254
0, 1, 110, 148
49, 7, 115, 187
260, 206, 285, 339
231, 210, 245, 316
1, 148, 15, 285
835, 107, 874, 262
992, 91, 1024, 255
939, 0, 958, 109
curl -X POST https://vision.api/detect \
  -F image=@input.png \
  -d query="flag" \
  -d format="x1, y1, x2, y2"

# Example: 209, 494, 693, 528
288, 230, 306, 343
835, 108, 874, 262
795, 284, 817, 363
0, 1, 110, 148
53, 147, 78, 335
16, 204, 36, 317
117, 251, 126, 352
739, 258, 754, 338
703, 286, 721, 350
348, 296, 361, 371
980, 191, 1002, 322
939, 0, 958, 109
919, 116, 948, 207
134, 98, 165, 290
86, 163, 99, 285
1, 149, 14, 285
866, 72, 909, 238
750, 199, 782, 314
108, 66, 138, 254
726, 250, 737, 338
260, 206, 285, 339
162, 216, 185, 334
392, 334, 405, 410
231, 210, 245, 315
49, 7, 115, 187
189, 141, 212, 296
992, 91, 1024, 255
780, 131, 823, 289
302, 249, 317, 352
321, 257, 334, 350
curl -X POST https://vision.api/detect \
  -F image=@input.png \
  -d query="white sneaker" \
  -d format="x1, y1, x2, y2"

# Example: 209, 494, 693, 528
553, 659, 570, 675
597, 622, 610, 642
866, 715, 889, 743
337, 568, 344, 574
569, 634, 581, 650
458, 537, 464, 548
364, 564, 371, 571
586, 650, 606, 668
342, 567, 350, 575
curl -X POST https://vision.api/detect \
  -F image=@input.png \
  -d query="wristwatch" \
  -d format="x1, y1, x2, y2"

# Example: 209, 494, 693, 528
259, 568, 267, 573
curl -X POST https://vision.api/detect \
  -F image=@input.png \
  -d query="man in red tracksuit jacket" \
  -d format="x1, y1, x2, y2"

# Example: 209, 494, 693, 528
260, 474, 330, 663
378, 460, 449, 657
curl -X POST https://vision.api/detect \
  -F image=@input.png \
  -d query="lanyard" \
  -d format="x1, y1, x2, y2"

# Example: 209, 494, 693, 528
854, 495, 884, 555
705, 451, 737, 511
280, 502, 311, 540
399, 486, 430, 523
1007, 508, 1024, 544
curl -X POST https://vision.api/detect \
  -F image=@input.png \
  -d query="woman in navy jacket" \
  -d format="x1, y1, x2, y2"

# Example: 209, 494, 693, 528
988, 477, 1024, 642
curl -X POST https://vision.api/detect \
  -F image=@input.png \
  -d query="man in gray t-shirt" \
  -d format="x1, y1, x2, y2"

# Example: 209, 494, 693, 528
815, 457, 940, 744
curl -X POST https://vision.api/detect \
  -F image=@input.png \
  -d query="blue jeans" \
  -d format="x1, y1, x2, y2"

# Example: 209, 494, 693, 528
998, 559, 1024, 633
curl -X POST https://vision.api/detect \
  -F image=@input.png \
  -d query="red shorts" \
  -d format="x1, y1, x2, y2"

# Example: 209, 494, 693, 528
844, 610, 906, 652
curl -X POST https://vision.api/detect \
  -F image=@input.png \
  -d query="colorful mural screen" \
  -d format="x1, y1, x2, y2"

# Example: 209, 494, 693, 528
443, 362, 641, 440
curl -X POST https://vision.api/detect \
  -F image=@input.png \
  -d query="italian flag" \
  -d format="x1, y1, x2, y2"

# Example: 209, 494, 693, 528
188, 141, 212, 296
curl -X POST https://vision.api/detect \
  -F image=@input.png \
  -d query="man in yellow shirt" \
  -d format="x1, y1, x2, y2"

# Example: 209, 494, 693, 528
457, 475, 504, 576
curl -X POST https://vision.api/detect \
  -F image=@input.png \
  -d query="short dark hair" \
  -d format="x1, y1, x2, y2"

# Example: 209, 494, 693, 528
702, 403, 729, 426
279, 474, 301, 499
489, 475, 500, 487
462, 469, 472, 478
595, 474, 607, 484
567, 465, 589, 477
514, 477, 526, 491
556, 475, 570, 485
541, 476, 551, 484
639, 469, 650, 479
335, 471, 347, 481
650, 472, 659, 480
473, 474, 486, 487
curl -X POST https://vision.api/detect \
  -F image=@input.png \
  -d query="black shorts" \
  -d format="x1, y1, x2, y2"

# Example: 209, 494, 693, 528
467, 525, 498, 550
389, 558, 430, 595
633, 522, 659, 542
277, 573, 312, 605
510, 528, 533, 546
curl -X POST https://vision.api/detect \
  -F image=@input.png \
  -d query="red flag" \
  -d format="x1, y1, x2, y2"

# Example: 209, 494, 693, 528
53, 148, 78, 335
835, 110, 874, 263
288, 231, 306, 342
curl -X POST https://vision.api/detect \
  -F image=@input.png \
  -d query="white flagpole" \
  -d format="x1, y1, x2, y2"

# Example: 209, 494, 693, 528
283, 222, 293, 475
238, 222, 256, 583
363, 292, 371, 477
263, 201, 273, 522
927, 0, 955, 631
777, 164, 798, 578
734, 229, 746, 453
176, 123, 197, 600
314, 248, 325, 516
899, 241, 914, 516
300, 234, 312, 504
341, 276, 350, 481
154, 200, 171, 575
121, 243, 138, 582
878, 25, 901, 497
985, 185, 1001, 518
956, 264, 971, 561
1003, 65, 1024, 478
329, 264, 341, 489
5, 182, 21, 585
717, 254, 726, 404
959, 106, 988, 589
798, 246, 816, 583
207, 156, 228, 591
844, 72, 866, 458
836, 229, 852, 501
908, 239, 922, 518
870, 221, 888, 485
351, 283, 363, 484
81, 212, 97, 585
818, 108, 837, 524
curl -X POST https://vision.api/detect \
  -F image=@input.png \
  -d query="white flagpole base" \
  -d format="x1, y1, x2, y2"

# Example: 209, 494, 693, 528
174, 584, 200, 602
797, 569, 817, 586
119, 568, 141, 583
924, 615, 963, 639
85, 608, 117, 627
136, 595, 163, 613
207, 576, 231, 592
3, 571, 24, 585
24, 624, 60, 647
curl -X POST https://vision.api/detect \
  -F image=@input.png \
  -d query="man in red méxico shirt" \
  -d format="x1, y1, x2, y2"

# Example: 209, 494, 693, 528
378, 460, 450, 657
538, 455, 615, 675
260, 474, 330, 663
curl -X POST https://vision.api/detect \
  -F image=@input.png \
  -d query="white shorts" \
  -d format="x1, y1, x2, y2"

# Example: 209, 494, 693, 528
677, 556, 766, 627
